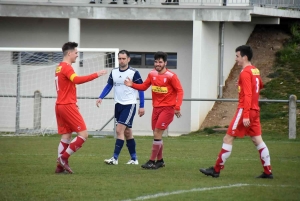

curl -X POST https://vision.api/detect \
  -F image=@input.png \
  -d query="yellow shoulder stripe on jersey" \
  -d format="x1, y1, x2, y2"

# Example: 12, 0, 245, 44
251, 68, 260, 75
70, 73, 78, 82
55, 66, 62, 73
152, 86, 168, 93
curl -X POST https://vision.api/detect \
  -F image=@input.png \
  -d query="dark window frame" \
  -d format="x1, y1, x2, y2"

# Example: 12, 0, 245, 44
106, 52, 177, 69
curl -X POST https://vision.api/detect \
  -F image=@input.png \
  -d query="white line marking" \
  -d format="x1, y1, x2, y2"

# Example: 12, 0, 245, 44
120, 183, 250, 201
120, 184, 300, 201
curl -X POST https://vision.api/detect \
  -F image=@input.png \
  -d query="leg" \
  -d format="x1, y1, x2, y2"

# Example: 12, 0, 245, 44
57, 130, 88, 173
150, 128, 164, 161
104, 123, 126, 165
55, 133, 71, 173
251, 135, 273, 179
215, 134, 234, 172
249, 110, 273, 178
125, 128, 138, 164
141, 128, 164, 169
200, 109, 245, 178
199, 134, 234, 178
105, 103, 136, 165
142, 107, 173, 169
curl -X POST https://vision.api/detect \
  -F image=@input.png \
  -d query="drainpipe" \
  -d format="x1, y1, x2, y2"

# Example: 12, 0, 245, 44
218, 22, 225, 98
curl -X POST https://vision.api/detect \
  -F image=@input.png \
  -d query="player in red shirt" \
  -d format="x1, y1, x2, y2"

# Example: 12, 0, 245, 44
200, 45, 273, 179
55, 42, 107, 174
124, 51, 184, 169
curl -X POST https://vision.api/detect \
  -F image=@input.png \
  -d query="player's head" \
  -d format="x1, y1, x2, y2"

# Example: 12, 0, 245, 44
118, 50, 130, 69
235, 45, 253, 67
62, 42, 78, 64
154, 51, 167, 73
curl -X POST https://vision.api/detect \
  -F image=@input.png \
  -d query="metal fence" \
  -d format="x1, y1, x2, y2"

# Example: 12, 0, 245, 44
2, 92, 297, 139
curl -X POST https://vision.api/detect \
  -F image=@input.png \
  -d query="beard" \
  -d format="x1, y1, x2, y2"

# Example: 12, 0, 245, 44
155, 65, 166, 72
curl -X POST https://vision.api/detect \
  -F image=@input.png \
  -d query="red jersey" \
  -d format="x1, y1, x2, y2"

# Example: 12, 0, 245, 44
55, 62, 98, 105
132, 69, 184, 110
237, 65, 263, 119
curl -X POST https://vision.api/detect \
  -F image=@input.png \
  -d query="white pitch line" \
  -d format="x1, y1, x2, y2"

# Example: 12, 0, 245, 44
120, 183, 250, 201
121, 184, 300, 201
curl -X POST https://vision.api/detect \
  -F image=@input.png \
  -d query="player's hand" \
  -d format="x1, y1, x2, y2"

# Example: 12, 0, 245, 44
124, 77, 133, 87
97, 70, 107, 77
138, 108, 145, 117
243, 118, 250, 127
175, 110, 181, 118
96, 98, 102, 107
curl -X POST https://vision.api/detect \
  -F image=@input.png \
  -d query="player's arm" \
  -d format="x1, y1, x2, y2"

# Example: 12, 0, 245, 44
241, 71, 252, 119
171, 74, 184, 111
132, 71, 145, 109
96, 73, 113, 107
125, 74, 151, 91
259, 77, 264, 90
64, 66, 106, 85
133, 71, 145, 117
99, 83, 113, 99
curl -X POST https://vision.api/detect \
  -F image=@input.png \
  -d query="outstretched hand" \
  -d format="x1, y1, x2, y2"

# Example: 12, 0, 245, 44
97, 70, 107, 77
124, 77, 133, 87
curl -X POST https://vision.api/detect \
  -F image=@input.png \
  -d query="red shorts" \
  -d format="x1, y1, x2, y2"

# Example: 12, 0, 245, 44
227, 108, 261, 138
55, 104, 87, 134
152, 106, 175, 130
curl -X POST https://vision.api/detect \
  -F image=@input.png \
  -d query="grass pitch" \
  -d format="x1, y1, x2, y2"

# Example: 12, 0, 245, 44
0, 134, 299, 201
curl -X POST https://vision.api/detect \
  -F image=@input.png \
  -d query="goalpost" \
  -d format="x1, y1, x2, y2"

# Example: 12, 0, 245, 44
0, 47, 119, 136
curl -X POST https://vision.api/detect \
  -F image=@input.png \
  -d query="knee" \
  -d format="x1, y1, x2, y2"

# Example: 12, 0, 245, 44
78, 130, 88, 139
223, 134, 234, 144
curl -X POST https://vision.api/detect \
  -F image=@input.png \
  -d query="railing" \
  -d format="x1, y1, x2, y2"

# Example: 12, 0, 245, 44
2, 0, 300, 8
1, 92, 297, 139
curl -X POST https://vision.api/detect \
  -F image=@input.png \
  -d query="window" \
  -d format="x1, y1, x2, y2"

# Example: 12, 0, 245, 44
105, 52, 177, 69
130, 52, 177, 69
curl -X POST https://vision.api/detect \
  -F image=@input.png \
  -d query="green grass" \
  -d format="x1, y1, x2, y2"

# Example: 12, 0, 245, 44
2, 23, 300, 201
0, 134, 299, 201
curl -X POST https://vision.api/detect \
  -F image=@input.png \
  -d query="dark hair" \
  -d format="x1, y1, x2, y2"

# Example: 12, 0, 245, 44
154, 51, 168, 62
62, 42, 78, 56
235, 45, 253, 61
118, 50, 130, 57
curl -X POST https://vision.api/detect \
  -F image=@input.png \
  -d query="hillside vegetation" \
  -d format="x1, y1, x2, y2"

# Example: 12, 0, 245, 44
194, 23, 300, 138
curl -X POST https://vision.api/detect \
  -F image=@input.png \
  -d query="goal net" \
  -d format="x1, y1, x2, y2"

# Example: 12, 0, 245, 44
0, 47, 119, 136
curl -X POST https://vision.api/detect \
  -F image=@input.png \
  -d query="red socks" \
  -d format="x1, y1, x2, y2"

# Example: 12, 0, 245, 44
257, 142, 272, 174
61, 136, 86, 160
150, 140, 162, 161
214, 143, 232, 172
157, 141, 164, 160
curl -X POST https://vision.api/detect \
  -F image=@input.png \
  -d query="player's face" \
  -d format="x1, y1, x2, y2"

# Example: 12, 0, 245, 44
118, 53, 130, 69
235, 51, 244, 67
69, 48, 78, 63
154, 58, 167, 73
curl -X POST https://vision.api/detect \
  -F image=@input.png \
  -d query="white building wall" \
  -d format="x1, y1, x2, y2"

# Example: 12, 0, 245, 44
0, 17, 255, 135
191, 21, 220, 131
0, 17, 193, 134
223, 22, 255, 84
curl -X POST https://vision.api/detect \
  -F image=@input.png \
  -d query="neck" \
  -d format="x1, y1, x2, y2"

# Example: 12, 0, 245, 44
158, 67, 167, 74
242, 61, 251, 69
62, 58, 72, 65
120, 65, 128, 70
